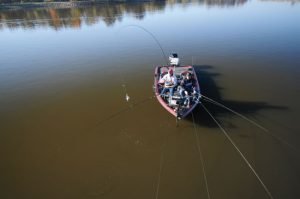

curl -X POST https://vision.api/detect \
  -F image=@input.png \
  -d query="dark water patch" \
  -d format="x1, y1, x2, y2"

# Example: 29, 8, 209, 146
188, 65, 288, 129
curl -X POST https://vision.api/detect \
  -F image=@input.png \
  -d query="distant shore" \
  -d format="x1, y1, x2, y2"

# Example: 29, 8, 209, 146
0, 0, 154, 10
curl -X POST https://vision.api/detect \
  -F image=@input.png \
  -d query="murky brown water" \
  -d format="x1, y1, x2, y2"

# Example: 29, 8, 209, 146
1, 0, 300, 198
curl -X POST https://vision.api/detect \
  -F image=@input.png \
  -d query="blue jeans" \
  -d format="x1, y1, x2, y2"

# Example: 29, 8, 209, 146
160, 87, 174, 97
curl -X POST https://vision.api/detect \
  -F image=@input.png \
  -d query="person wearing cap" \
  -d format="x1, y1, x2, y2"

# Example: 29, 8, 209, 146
159, 68, 177, 97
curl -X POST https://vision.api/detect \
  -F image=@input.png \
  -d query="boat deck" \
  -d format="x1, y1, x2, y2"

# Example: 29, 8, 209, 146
154, 65, 200, 119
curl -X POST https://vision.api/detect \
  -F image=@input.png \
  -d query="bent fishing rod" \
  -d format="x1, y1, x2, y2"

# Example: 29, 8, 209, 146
118, 24, 169, 66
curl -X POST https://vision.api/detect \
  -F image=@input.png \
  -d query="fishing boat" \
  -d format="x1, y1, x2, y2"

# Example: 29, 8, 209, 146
154, 54, 201, 119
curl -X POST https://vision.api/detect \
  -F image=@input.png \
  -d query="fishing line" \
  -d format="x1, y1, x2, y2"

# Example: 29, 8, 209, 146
201, 95, 268, 132
122, 84, 130, 103
118, 24, 169, 66
154, 149, 164, 199
201, 96, 298, 152
201, 103, 274, 199
115, 25, 169, 113
153, 123, 176, 199
191, 112, 211, 199
95, 22, 170, 128
93, 95, 155, 128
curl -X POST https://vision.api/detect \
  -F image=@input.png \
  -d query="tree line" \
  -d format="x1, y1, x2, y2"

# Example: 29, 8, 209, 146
0, 0, 131, 4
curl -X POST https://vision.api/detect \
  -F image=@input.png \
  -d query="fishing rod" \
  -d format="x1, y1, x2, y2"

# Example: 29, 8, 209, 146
91, 25, 170, 129
119, 24, 169, 66
106, 24, 169, 109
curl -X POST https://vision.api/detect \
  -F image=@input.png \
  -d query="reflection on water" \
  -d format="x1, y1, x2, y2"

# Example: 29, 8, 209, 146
0, 0, 248, 30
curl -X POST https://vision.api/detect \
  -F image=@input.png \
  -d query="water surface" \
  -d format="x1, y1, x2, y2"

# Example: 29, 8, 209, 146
0, 0, 300, 198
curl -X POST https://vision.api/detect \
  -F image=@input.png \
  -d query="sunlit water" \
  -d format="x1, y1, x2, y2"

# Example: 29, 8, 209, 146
0, 0, 300, 198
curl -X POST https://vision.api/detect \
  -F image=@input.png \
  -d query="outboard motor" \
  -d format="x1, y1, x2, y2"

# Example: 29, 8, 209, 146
169, 53, 180, 66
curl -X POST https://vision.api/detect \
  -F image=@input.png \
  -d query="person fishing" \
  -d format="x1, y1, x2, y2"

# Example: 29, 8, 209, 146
159, 68, 177, 98
177, 72, 195, 108
181, 72, 193, 93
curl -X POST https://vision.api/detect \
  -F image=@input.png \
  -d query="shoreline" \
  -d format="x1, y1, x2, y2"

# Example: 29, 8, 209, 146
0, 0, 154, 10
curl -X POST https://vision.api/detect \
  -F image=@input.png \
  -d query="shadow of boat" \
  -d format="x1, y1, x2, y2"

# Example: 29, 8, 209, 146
186, 65, 288, 128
